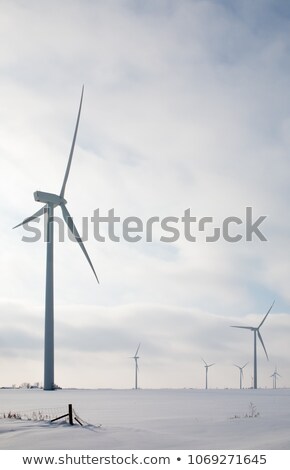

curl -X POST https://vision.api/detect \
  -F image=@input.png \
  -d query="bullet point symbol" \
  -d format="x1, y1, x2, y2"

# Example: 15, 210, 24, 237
177, 457, 181, 461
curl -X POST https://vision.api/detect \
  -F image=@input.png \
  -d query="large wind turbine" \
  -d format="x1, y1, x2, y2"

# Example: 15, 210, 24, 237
202, 358, 215, 390
270, 366, 281, 389
233, 362, 248, 389
14, 87, 99, 391
231, 301, 275, 390
132, 344, 140, 389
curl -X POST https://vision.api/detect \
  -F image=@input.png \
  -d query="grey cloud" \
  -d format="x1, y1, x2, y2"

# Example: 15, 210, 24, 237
0, 328, 42, 354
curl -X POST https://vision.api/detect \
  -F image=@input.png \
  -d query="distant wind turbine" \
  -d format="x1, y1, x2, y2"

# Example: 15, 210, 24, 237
231, 301, 275, 390
202, 358, 215, 390
270, 366, 281, 389
14, 87, 99, 391
131, 344, 140, 389
233, 362, 248, 389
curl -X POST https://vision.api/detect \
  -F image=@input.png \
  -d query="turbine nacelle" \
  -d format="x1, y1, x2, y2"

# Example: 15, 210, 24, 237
34, 191, 67, 206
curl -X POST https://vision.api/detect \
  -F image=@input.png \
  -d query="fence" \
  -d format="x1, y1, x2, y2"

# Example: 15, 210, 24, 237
0, 404, 94, 426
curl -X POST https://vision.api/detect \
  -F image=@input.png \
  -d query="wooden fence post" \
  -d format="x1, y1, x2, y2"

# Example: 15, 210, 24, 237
68, 404, 73, 425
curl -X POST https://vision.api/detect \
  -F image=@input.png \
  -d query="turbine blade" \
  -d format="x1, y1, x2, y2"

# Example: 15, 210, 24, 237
135, 343, 141, 357
13, 205, 47, 229
257, 330, 269, 360
230, 325, 253, 329
242, 362, 248, 369
61, 204, 99, 283
208, 363, 215, 368
201, 358, 207, 366
258, 300, 275, 329
60, 86, 84, 198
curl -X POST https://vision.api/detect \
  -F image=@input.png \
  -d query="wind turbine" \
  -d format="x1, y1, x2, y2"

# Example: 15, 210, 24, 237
132, 344, 140, 389
202, 358, 215, 390
233, 362, 248, 389
14, 87, 99, 391
270, 366, 281, 389
231, 301, 275, 390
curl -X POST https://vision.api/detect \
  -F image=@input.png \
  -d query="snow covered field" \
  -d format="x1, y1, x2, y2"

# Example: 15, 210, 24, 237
0, 388, 289, 450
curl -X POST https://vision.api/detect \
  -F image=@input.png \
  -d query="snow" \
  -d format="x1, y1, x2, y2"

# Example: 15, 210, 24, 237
0, 388, 289, 449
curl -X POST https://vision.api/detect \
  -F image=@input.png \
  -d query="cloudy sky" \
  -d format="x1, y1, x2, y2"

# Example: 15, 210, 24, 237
1, 0, 290, 390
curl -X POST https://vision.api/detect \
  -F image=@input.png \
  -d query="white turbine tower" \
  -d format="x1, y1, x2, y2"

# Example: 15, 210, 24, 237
14, 87, 99, 391
202, 358, 215, 390
233, 362, 248, 389
270, 366, 281, 389
231, 301, 274, 390
132, 344, 140, 389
